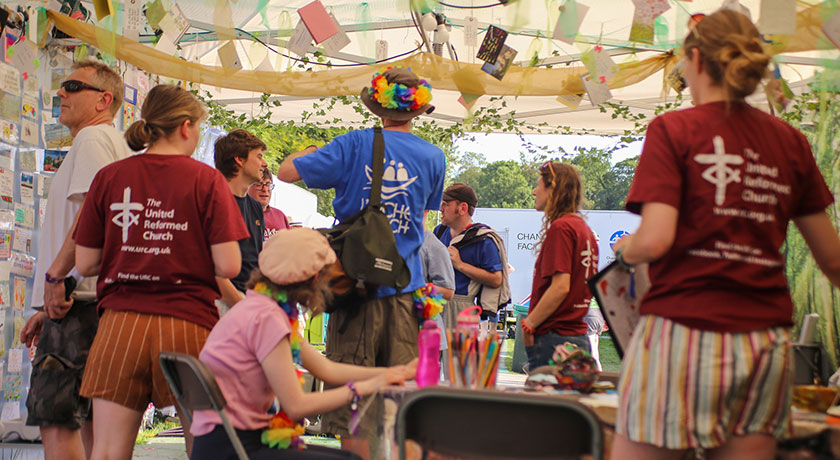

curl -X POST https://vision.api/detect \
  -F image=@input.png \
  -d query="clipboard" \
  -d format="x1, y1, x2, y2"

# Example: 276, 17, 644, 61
587, 261, 650, 358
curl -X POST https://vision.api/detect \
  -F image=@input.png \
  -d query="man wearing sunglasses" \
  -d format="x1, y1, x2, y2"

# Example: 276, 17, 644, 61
247, 167, 289, 240
21, 59, 131, 460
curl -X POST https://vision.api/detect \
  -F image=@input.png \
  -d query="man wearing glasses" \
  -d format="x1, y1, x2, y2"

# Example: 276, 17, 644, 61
247, 167, 289, 240
20, 59, 131, 460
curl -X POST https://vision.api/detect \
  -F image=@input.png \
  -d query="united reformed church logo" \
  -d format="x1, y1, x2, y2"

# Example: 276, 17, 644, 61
695, 136, 744, 206
110, 187, 144, 243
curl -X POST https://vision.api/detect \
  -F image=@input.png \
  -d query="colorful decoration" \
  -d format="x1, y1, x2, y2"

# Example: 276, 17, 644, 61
412, 282, 445, 319
369, 66, 432, 112
549, 342, 600, 393
253, 282, 307, 450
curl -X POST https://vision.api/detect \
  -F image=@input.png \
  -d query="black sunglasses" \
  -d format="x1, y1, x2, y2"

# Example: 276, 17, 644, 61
61, 80, 106, 93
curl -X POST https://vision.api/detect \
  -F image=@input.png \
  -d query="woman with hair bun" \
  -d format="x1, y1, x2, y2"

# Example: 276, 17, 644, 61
612, 10, 840, 459
73, 84, 248, 459
523, 161, 598, 370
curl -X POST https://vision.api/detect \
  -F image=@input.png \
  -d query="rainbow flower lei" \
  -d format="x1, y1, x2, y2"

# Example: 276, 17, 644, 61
254, 282, 306, 450
369, 66, 432, 112
412, 283, 445, 319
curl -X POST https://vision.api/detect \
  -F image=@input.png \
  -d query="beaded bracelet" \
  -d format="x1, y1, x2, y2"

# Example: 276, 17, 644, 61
346, 381, 361, 435
346, 381, 360, 411
521, 322, 536, 334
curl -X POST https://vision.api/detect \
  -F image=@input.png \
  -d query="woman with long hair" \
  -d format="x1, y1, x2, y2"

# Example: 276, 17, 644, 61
74, 84, 248, 460
522, 161, 598, 370
190, 228, 415, 459
611, 10, 840, 460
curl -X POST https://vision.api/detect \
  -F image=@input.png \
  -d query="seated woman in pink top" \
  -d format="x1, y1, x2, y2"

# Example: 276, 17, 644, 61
190, 228, 416, 460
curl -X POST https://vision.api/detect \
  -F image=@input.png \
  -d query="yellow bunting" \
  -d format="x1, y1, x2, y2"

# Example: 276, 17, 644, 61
94, 15, 117, 59
213, 0, 237, 41
46, 4, 828, 99
92, 0, 114, 21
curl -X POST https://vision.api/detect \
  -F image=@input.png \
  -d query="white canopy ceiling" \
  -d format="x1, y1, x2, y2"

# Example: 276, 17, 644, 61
71, 0, 831, 133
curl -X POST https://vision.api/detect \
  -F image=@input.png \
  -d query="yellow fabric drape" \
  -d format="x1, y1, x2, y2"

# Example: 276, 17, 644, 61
48, 10, 675, 97
47, 2, 827, 98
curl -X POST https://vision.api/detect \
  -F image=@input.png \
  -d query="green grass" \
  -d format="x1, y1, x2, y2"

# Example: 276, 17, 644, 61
598, 335, 621, 373
135, 419, 180, 445
500, 333, 622, 374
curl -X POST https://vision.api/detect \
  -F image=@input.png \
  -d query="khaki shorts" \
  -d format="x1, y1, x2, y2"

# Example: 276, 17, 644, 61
443, 294, 474, 331
80, 309, 210, 412
321, 293, 419, 438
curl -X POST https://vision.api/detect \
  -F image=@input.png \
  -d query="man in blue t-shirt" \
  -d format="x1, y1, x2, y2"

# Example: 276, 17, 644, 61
434, 183, 510, 336
277, 67, 445, 459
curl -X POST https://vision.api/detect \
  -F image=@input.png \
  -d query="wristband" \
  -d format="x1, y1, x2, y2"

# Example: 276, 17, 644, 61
615, 249, 634, 271
521, 322, 536, 334
45, 273, 64, 284
346, 381, 361, 410
346, 381, 362, 435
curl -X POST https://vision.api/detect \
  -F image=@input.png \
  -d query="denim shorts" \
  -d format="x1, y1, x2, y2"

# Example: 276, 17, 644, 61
525, 331, 590, 370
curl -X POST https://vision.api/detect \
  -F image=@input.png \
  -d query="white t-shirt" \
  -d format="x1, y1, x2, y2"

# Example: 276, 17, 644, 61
32, 124, 132, 306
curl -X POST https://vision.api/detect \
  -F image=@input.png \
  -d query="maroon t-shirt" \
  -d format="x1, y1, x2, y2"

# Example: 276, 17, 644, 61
626, 102, 833, 332
530, 214, 599, 336
74, 154, 249, 330
262, 206, 289, 241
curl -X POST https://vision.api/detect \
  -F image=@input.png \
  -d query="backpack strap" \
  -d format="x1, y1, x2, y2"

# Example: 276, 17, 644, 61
434, 224, 448, 240
370, 127, 385, 207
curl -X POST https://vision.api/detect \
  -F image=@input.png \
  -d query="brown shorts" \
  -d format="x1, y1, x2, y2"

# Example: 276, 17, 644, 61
321, 293, 419, 438
80, 309, 210, 412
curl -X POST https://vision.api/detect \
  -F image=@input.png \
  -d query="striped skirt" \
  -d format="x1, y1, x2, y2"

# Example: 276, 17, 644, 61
80, 309, 211, 412
615, 315, 792, 449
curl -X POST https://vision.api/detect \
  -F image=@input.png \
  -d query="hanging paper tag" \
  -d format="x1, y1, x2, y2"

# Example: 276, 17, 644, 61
375, 40, 388, 62
464, 16, 478, 48
124, 0, 143, 41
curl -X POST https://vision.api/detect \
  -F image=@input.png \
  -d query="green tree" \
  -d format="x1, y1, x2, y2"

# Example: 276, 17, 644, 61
453, 160, 538, 209
780, 80, 840, 370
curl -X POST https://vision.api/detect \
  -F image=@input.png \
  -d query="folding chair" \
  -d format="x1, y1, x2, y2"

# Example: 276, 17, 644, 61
396, 387, 603, 460
158, 352, 249, 460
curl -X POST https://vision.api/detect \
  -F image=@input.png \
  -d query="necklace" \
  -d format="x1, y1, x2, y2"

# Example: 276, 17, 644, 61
254, 282, 306, 450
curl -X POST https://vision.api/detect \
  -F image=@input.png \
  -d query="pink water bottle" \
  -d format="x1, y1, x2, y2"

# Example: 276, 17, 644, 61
416, 320, 441, 388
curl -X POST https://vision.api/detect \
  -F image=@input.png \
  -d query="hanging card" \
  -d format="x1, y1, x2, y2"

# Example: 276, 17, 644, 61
480, 45, 517, 81
12, 276, 25, 311
476, 25, 508, 64
19, 172, 33, 205
297, 0, 339, 44
0, 168, 11, 203
288, 21, 313, 57
759, 0, 796, 35
581, 73, 612, 106
20, 119, 38, 147
0, 120, 16, 145
553, 2, 589, 45
320, 13, 350, 55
